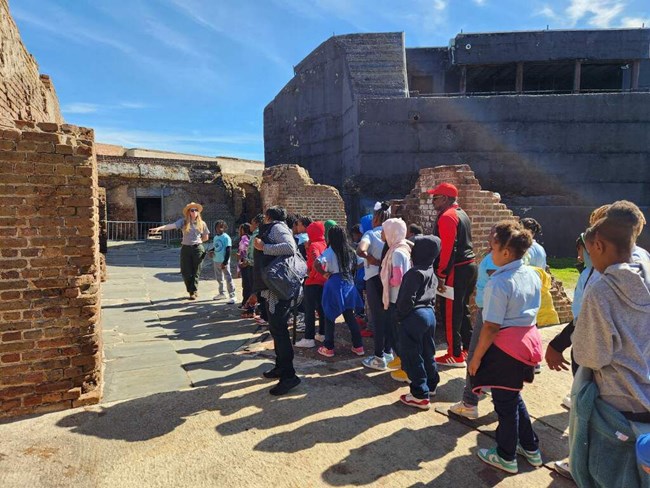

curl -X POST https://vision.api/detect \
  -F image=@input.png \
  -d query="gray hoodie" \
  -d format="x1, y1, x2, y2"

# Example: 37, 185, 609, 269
573, 261, 650, 413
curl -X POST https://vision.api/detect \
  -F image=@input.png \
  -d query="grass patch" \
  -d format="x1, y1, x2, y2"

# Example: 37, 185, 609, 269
548, 257, 580, 291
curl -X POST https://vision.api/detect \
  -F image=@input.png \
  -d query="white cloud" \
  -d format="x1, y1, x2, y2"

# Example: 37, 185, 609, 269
619, 16, 649, 27
61, 103, 99, 114
536, 0, 647, 28
472, 0, 487, 5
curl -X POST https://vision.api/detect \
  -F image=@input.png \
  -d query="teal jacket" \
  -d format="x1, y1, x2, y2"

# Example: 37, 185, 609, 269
569, 367, 650, 488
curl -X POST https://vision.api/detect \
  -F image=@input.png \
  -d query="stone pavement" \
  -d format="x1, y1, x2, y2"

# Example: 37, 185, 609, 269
0, 242, 575, 487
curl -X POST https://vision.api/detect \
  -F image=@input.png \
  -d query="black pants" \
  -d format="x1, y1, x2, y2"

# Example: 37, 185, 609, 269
303, 284, 324, 339
267, 298, 296, 380
366, 275, 392, 358
180, 244, 205, 294
440, 262, 478, 357
241, 266, 253, 306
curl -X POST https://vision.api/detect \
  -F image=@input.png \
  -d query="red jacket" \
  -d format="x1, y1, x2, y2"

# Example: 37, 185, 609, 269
305, 222, 327, 286
433, 203, 475, 278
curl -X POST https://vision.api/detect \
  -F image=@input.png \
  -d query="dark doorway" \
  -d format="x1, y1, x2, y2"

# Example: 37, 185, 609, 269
136, 197, 162, 222
136, 197, 162, 239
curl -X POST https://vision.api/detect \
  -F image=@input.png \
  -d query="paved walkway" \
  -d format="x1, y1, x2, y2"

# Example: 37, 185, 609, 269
0, 242, 575, 487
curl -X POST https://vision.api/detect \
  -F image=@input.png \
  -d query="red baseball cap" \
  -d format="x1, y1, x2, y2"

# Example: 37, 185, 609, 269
427, 183, 458, 198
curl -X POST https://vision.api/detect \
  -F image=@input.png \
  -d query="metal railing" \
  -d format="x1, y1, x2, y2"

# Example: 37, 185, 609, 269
106, 220, 221, 246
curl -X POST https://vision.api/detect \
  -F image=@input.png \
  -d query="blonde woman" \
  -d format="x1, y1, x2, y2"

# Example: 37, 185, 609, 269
149, 202, 210, 300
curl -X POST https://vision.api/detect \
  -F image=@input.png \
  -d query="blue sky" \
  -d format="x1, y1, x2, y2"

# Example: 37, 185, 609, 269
13, 0, 649, 161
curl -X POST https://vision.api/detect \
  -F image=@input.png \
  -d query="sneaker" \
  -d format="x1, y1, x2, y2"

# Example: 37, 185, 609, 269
391, 369, 411, 383
400, 393, 430, 410
429, 387, 437, 397
561, 394, 572, 410
448, 401, 479, 420
516, 444, 543, 467
362, 355, 388, 371
384, 352, 395, 364
534, 364, 542, 374
262, 367, 282, 379
317, 346, 334, 358
314, 333, 325, 342
214, 292, 226, 300
188, 293, 196, 300
294, 338, 315, 348
553, 460, 573, 479
269, 376, 301, 396
255, 317, 268, 326
435, 353, 466, 368
351, 346, 365, 356
360, 329, 374, 338
227, 297, 236, 305
477, 447, 518, 474
462, 349, 469, 360
387, 356, 401, 370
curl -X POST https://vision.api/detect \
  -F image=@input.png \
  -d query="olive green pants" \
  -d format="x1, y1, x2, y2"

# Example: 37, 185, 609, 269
180, 244, 205, 294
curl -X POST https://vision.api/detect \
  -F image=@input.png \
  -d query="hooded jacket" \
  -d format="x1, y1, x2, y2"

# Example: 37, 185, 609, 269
395, 235, 441, 320
573, 261, 650, 414
305, 221, 327, 286
380, 218, 411, 309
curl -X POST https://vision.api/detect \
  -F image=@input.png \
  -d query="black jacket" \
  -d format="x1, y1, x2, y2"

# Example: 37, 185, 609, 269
396, 235, 441, 320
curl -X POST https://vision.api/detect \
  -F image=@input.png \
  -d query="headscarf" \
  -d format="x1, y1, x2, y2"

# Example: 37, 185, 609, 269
380, 218, 410, 309
324, 219, 337, 242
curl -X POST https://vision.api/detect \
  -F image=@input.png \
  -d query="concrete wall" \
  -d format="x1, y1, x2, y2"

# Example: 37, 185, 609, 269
0, 120, 102, 418
453, 29, 650, 65
0, 0, 62, 124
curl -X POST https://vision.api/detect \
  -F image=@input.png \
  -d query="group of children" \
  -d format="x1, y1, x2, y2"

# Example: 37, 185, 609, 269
206, 196, 649, 483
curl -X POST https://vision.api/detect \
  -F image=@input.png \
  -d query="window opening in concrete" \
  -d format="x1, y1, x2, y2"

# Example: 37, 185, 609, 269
444, 67, 461, 93
409, 75, 434, 95
466, 64, 517, 93
580, 62, 625, 91
523, 62, 574, 93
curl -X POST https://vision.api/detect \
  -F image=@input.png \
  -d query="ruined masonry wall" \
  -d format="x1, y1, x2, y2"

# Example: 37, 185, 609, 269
0, 120, 102, 417
261, 165, 347, 227
391, 165, 573, 324
0, 0, 63, 124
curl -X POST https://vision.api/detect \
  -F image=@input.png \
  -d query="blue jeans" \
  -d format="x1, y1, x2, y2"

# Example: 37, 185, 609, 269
399, 307, 439, 399
491, 389, 539, 461
303, 284, 324, 339
324, 309, 363, 350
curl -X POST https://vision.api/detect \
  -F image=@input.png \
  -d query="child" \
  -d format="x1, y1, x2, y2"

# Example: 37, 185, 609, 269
396, 235, 441, 410
212, 220, 236, 304
449, 226, 499, 420
316, 225, 365, 358
294, 221, 327, 348
237, 223, 254, 317
350, 224, 369, 332
521, 218, 547, 269
380, 218, 412, 383
406, 223, 423, 240
468, 220, 543, 475
570, 201, 650, 487
359, 203, 393, 370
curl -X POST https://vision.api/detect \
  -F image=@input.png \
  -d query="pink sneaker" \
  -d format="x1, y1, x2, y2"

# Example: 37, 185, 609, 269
317, 346, 334, 358
351, 346, 365, 356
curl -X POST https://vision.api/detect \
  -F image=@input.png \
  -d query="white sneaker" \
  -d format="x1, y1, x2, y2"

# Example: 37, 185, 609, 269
294, 338, 315, 348
384, 352, 395, 364
214, 293, 226, 300
314, 333, 325, 342
362, 355, 388, 371
562, 394, 572, 410
227, 297, 236, 304
448, 401, 479, 420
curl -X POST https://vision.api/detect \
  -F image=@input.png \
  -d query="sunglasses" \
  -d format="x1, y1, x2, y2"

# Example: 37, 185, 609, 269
189, 209, 199, 212
431, 195, 445, 200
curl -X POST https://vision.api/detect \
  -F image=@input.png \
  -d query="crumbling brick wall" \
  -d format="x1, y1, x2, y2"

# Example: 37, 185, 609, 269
0, 0, 62, 124
261, 164, 347, 227
0, 120, 102, 417
391, 164, 573, 324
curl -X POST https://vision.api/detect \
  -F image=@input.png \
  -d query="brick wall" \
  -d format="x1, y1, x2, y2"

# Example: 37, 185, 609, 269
261, 164, 347, 227
0, 120, 102, 417
0, 0, 62, 124
391, 164, 573, 324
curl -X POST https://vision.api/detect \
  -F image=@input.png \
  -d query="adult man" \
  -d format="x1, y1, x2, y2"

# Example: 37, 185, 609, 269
248, 206, 302, 395
428, 183, 477, 367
